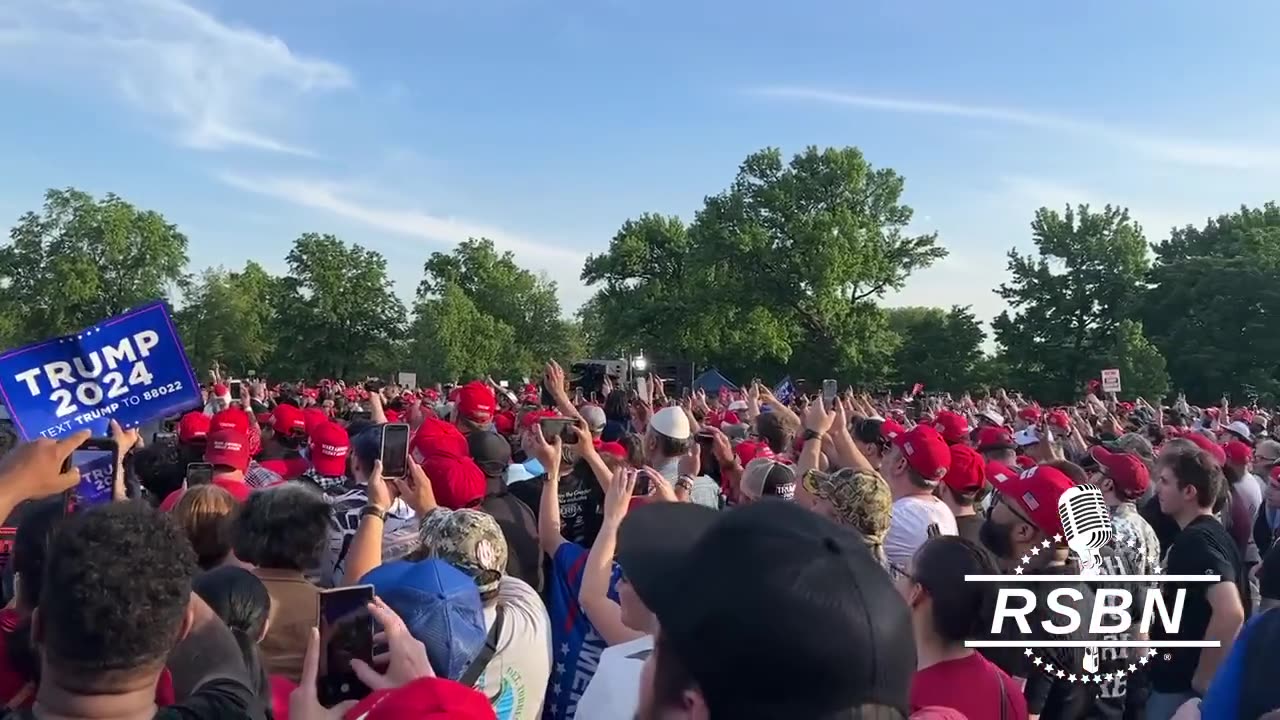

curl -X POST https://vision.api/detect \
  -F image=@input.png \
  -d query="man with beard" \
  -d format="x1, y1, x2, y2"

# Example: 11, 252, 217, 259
979, 463, 1099, 720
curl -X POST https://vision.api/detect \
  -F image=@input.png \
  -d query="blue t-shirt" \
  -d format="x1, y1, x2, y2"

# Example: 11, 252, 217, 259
542, 542, 621, 720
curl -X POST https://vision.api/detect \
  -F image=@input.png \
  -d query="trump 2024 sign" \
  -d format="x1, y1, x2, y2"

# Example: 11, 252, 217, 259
0, 301, 201, 440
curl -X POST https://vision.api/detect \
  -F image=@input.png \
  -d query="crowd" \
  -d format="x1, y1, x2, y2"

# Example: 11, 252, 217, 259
0, 361, 1277, 720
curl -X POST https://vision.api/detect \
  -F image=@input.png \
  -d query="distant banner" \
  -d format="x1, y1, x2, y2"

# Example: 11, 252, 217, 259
0, 301, 201, 440
773, 376, 795, 405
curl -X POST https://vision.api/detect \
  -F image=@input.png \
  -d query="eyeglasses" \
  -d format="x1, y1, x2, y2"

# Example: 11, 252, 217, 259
987, 490, 1035, 527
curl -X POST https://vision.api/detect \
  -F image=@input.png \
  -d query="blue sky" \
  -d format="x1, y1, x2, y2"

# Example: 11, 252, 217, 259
2, 0, 1279, 339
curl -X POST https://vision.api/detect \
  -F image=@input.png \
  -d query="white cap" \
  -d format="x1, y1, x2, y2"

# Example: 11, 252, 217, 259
651, 406, 692, 440
1013, 427, 1041, 447
1224, 420, 1253, 442
727, 400, 748, 411
980, 409, 1005, 427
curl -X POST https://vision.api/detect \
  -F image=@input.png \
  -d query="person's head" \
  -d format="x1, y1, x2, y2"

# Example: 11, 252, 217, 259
739, 458, 797, 503
453, 381, 496, 435
132, 439, 187, 506
231, 483, 330, 571
1155, 446, 1226, 524
895, 536, 999, 649
268, 404, 307, 451
645, 407, 692, 464
1254, 440, 1280, 482
635, 501, 913, 719
932, 411, 970, 446
580, 405, 607, 440
204, 428, 250, 482
11, 497, 69, 613
1267, 467, 1280, 511
851, 418, 895, 470
618, 433, 647, 469
753, 411, 796, 456
617, 502, 717, 635
414, 509, 509, 603
939, 444, 986, 511
350, 424, 384, 482
466, 431, 512, 483
309, 422, 350, 478
171, 484, 240, 570
192, 566, 271, 697
974, 426, 1017, 467
177, 411, 211, 448
980, 464, 1073, 563
881, 425, 951, 499
800, 468, 892, 563
1085, 447, 1147, 508
35, 503, 198, 695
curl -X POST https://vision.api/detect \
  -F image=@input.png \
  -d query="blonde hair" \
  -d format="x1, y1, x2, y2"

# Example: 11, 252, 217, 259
172, 484, 241, 570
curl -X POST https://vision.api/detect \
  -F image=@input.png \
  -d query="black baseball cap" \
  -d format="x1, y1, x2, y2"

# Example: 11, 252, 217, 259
617, 502, 719, 610
640, 499, 914, 717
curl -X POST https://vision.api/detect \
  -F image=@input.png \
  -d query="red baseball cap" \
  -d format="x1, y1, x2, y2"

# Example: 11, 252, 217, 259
1090, 446, 1150, 499
303, 407, 329, 435
1015, 455, 1038, 470
455, 381, 496, 424
271, 404, 306, 437
493, 412, 515, 435
1047, 410, 1071, 431
976, 426, 1016, 452
178, 412, 211, 443
343, 676, 495, 720
210, 407, 250, 435
205, 429, 250, 472
1185, 433, 1228, 465
933, 410, 970, 445
985, 460, 1019, 486
892, 425, 951, 483
880, 418, 906, 441
1222, 439, 1252, 467
942, 444, 986, 494
1018, 407, 1042, 423
598, 441, 627, 457
211, 382, 228, 397
309, 423, 350, 477
995, 464, 1074, 538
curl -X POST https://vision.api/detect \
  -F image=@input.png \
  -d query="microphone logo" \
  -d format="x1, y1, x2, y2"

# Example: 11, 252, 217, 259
1058, 484, 1113, 574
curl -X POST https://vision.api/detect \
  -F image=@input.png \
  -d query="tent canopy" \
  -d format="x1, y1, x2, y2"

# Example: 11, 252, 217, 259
692, 368, 738, 394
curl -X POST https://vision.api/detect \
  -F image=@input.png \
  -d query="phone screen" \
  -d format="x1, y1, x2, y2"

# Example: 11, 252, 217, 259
71, 444, 117, 508
187, 462, 215, 486
318, 585, 374, 706
229, 380, 242, 398
539, 418, 575, 444
380, 423, 410, 478
822, 379, 838, 402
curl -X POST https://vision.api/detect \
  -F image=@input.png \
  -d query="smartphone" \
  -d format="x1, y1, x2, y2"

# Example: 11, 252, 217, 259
380, 423, 410, 478
822, 379, 838, 408
540, 381, 556, 408
187, 462, 215, 486
229, 380, 242, 398
317, 585, 375, 707
62, 439, 118, 509
539, 417, 576, 444
152, 432, 177, 445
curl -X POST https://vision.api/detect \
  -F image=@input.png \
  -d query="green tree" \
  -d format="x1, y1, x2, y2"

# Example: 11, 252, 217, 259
1095, 319, 1170, 400
175, 262, 278, 376
992, 204, 1160, 401
582, 147, 946, 383
269, 233, 406, 379
417, 238, 577, 374
885, 305, 986, 391
0, 188, 188, 344
408, 283, 515, 381
1143, 203, 1280, 402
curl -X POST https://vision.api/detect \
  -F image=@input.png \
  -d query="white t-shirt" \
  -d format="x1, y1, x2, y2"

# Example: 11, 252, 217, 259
573, 634, 654, 720
885, 494, 957, 572
476, 576, 553, 720
1235, 475, 1264, 563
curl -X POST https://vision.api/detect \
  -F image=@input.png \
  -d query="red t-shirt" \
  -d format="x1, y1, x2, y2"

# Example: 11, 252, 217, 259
257, 455, 310, 481
159, 479, 253, 512
910, 652, 1028, 720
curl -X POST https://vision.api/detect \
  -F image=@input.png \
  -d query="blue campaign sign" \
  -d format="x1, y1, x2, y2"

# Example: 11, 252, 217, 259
0, 301, 201, 441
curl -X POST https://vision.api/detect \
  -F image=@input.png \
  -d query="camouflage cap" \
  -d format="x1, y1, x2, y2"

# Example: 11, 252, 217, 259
418, 508, 508, 595
802, 469, 893, 547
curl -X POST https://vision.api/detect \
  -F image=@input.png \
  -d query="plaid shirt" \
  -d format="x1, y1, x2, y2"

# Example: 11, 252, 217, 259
245, 460, 284, 488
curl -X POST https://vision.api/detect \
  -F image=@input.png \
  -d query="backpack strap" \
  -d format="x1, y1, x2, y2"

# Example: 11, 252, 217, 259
459, 606, 505, 690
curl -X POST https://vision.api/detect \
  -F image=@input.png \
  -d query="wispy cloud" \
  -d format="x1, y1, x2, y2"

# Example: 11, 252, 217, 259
749, 87, 1280, 171
0, 0, 352, 156
217, 171, 589, 283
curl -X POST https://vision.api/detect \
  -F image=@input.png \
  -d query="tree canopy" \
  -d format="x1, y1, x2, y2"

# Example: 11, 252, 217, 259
2, 159, 1277, 401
